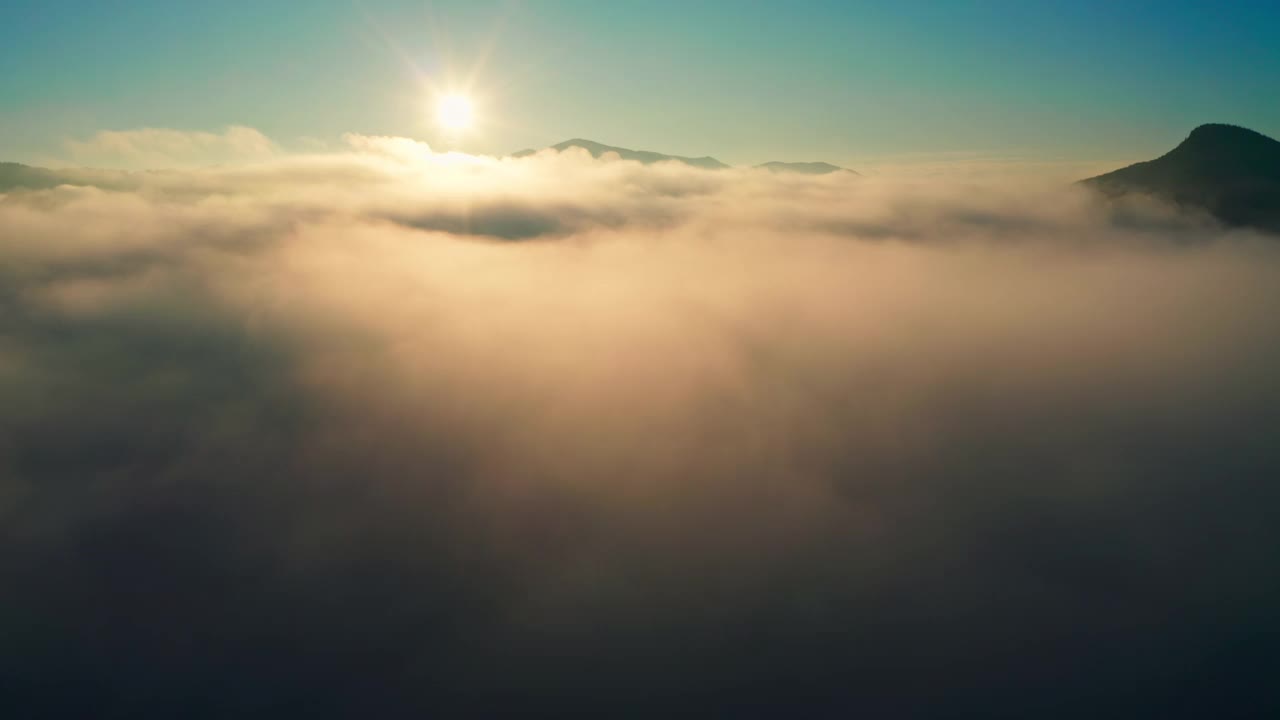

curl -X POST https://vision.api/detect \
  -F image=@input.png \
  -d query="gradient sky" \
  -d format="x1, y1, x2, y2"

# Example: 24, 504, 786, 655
2, 0, 1278, 167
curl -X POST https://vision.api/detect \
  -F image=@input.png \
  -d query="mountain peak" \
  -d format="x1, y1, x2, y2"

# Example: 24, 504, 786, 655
1083, 123, 1280, 233
1173, 124, 1280, 160
542, 139, 730, 170
1185, 123, 1271, 144
756, 161, 856, 176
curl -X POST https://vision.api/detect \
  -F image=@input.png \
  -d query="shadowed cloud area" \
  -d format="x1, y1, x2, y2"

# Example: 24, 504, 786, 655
2, 133, 1280, 717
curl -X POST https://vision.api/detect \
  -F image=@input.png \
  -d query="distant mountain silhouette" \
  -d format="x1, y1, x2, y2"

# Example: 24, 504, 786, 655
1083, 124, 1280, 232
511, 140, 861, 174
0, 162, 66, 191
0, 163, 144, 192
514, 139, 730, 170
755, 161, 857, 176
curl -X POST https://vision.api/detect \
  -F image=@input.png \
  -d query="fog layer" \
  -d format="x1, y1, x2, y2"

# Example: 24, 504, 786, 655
3, 139, 1279, 717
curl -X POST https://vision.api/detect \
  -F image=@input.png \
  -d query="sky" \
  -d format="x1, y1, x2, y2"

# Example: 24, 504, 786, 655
2, 1, 1279, 168
6, 3, 1280, 715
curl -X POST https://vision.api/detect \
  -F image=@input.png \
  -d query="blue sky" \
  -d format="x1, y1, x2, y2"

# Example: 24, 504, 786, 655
1, 0, 1277, 167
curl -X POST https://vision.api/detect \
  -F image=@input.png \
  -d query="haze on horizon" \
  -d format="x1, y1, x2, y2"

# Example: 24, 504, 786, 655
4, 3, 1280, 719
2, 0, 1279, 172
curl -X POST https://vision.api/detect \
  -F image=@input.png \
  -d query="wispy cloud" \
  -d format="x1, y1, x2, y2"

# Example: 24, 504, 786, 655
61, 126, 279, 168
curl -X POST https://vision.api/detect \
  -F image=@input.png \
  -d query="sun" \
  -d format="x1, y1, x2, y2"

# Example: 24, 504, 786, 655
436, 94, 475, 131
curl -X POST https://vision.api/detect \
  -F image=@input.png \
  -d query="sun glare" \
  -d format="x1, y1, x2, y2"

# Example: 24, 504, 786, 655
436, 94, 475, 131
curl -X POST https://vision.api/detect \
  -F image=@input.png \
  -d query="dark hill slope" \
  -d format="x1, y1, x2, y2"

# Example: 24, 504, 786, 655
1083, 124, 1280, 232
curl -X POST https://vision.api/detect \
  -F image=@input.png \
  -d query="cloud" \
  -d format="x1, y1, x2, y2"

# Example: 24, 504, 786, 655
62, 126, 279, 168
2, 133, 1280, 717
855, 150, 1127, 183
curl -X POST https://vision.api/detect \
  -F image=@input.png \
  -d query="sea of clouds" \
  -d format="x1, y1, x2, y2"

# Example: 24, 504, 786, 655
3, 132, 1279, 717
